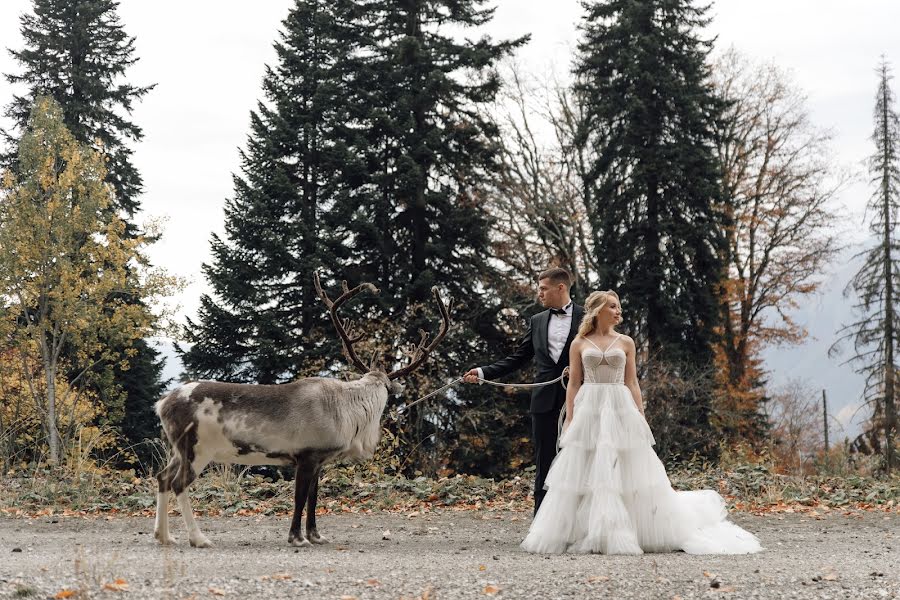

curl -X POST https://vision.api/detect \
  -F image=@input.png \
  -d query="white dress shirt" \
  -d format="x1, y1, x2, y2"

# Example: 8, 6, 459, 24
547, 302, 573, 363
476, 302, 573, 381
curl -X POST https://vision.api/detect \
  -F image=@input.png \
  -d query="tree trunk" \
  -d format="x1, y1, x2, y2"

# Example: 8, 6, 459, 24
46, 364, 60, 465
406, 2, 429, 300
880, 77, 897, 474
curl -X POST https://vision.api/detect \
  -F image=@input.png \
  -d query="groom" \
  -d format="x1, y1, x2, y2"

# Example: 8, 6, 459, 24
464, 267, 583, 513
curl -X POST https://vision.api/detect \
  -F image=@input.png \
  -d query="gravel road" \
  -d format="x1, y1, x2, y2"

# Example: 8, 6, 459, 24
1, 509, 897, 599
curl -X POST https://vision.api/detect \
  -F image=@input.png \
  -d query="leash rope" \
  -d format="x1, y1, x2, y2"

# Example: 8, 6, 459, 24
397, 368, 570, 415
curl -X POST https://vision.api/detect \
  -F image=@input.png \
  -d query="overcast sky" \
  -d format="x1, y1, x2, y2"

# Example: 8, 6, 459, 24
2, 1, 899, 439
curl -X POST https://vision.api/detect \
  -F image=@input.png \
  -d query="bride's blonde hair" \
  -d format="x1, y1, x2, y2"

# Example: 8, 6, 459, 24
577, 290, 620, 337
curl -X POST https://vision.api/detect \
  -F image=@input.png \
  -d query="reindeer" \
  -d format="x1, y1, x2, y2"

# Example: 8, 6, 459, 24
153, 273, 449, 548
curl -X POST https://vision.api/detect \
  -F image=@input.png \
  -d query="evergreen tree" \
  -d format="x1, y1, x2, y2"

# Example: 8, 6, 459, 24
181, 0, 526, 474
179, 0, 366, 383
352, 1, 523, 303
344, 1, 525, 471
574, 0, 727, 458
4, 0, 153, 221
832, 58, 900, 474
4, 0, 164, 463
115, 339, 168, 468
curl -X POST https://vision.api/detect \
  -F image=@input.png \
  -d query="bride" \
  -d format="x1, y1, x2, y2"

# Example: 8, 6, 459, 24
521, 290, 762, 555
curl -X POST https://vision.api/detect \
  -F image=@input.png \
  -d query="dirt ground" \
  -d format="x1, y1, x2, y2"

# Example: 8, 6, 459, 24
1, 509, 897, 599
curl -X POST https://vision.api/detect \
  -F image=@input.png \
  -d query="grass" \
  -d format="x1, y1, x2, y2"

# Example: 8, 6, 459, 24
1, 460, 898, 518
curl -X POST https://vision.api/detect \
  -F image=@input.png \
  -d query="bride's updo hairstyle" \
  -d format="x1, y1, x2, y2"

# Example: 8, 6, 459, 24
577, 290, 620, 338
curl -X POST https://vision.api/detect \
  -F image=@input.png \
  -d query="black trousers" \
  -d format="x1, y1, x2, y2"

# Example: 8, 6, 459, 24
531, 406, 562, 514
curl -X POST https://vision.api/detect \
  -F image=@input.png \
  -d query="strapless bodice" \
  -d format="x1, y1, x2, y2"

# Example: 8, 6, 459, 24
582, 347, 626, 384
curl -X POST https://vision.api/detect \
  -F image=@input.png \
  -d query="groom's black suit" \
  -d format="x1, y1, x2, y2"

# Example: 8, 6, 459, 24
480, 303, 584, 512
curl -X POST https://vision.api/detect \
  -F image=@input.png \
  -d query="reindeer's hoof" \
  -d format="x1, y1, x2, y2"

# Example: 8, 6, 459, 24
189, 535, 213, 548
307, 531, 328, 544
154, 531, 177, 546
289, 536, 312, 548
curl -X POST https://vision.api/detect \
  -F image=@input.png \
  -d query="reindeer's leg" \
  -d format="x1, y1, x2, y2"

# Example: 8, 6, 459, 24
173, 455, 212, 548
305, 465, 327, 544
289, 459, 315, 548
154, 456, 180, 545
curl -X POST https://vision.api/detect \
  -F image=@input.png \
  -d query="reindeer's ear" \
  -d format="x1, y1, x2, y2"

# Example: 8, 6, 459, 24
389, 380, 405, 396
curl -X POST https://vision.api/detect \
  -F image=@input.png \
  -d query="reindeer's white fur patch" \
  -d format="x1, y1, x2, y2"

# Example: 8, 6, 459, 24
177, 382, 200, 399
192, 398, 294, 466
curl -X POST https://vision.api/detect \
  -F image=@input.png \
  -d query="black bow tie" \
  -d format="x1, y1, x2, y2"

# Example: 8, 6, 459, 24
550, 306, 569, 316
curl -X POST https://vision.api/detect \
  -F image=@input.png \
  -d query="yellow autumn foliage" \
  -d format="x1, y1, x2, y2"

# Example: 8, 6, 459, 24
0, 347, 116, 473
0, 97, 181, 466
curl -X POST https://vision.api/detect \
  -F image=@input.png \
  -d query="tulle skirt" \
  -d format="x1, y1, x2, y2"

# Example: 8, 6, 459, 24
521, 383, 763, 555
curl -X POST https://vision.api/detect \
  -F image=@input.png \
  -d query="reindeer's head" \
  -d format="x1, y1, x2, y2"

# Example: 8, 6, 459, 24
314, 272, 450, 396
365, 371, 406, 397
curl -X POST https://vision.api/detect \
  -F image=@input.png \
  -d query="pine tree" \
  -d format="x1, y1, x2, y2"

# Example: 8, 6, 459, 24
832, 58, 900, 474
181, 0, 525, 473
4, 0, 165, 465
4, 0, 153, 221
342, 0, 526, 471
179, 0, 367, 383
115, 339, 168, 468
574, 0, 728, 458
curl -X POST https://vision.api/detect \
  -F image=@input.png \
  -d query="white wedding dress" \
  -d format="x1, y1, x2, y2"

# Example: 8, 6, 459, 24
521, 335, 763, 555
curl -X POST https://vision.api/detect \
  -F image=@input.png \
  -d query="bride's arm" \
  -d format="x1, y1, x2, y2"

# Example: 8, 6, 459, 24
563, 339, 584, 429
623, 336, 644, 416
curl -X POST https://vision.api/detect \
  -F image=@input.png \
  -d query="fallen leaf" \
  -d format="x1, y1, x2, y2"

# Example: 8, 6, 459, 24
587, 575, 610, 583
478, 564, 487, 571
54, 591, 76, 599
271, 573, 292, 581
823, 572, 839, 581
483, 584, 501, 595
340, 596, 359, 600
103, 578, 129, 592
208, 587, 226, 596
366, 578, 380, 586
703, 571, 715, 578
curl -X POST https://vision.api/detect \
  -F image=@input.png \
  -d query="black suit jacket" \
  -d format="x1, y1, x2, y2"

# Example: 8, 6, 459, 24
481, 304, 584, 414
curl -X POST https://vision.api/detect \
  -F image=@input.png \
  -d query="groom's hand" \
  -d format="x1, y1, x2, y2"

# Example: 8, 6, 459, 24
463, 368, 480, 383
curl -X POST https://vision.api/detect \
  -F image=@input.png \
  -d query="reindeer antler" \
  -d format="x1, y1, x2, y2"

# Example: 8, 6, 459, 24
387, 286, 451, 380
314, 271, 379, 373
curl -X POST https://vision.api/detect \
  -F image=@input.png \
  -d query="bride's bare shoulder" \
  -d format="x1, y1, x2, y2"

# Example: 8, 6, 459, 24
617, 333, 636, 348
572, 335, 593, 350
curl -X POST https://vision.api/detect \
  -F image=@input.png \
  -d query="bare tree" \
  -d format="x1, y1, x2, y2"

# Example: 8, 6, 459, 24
484, 63, 598, 304
831, 58, 900, 474
711, 49, 845, 441
765, 379, 825, 474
